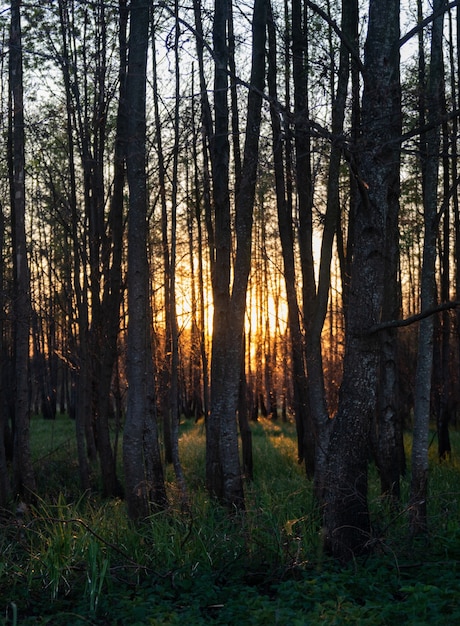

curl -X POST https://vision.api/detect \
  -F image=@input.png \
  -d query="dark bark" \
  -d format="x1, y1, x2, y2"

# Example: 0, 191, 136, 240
436, 74, 452, 460
206, 0, 267, 508
9, 0, 36, 500
124, 0, 167, 519
323, 0, 401, 560
410, 0, 446, 536
292, 0, 317, 476
267, 3, 311, 472
94, 0, 128, 498
309, 0, 360, 499
0, 202, 9, 506
169, 0, 188, 505
57, 0, 92, 490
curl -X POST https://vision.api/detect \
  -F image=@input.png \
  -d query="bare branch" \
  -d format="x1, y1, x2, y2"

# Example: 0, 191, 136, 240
367, 301, 460, 334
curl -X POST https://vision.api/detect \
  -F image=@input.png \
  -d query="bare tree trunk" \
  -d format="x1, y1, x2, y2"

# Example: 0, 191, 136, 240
57, 0, 93, 490
206, 0, 267, 508
124, 0, 167, 519
309, 0, 360, 499
0, 201, 9, 506
292, 0, 317, 476
323, 0, 401, 560
436, 39, 453, 459
267, 2, 311, 472
169, 0, 188, 505
410, 0, 445, 536
9, 0, 36, 499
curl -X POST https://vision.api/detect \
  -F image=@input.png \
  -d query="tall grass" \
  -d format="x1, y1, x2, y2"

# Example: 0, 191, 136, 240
1, 414, 460, 624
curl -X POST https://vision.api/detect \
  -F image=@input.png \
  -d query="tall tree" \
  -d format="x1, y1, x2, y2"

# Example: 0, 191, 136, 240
410, 0, 446, 536
267, 0, 311, 474
124, 0, 167, 519
0, 200, 9, 506
322, 0, 401, 560
9, 0, 36, 499
291, 0, 317, 477
206, 0, 268, 507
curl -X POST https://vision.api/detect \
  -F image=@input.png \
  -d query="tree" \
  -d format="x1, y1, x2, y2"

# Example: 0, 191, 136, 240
267, 0, 311, 474
9, 0, 36, 500
410, 0, 446, 536
205, 0, 268, 507
123, 0, 167, 519
323, 0, 401, 560
0, 200, 9, 506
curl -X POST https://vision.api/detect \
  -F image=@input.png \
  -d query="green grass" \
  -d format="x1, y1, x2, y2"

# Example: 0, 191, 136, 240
1, 415, 460, 624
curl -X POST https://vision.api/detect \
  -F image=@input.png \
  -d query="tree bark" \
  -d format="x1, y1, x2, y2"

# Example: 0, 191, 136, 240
410, 0, 445, 536
323, 0, 401, 560
9, 0, 36, 500
206, 0, 267, 508
0, 202, 9, 506
124, 0, 167, 519
267, 2, 311, 471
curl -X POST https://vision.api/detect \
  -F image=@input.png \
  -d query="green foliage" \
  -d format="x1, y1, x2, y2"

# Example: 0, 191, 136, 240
1, 417, 460, 625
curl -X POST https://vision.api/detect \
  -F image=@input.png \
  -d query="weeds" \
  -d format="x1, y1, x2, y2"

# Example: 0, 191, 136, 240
1, 415, 460, 624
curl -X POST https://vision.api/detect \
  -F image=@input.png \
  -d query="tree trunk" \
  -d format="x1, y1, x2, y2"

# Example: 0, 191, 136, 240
292, 0, 317, 476
206, 0, 267, 508
94, 0, 128, 498
323, 0, 401, 560
0, 202, 9, 506
267, 1, 313, 475
57, 0, 92, 490
124, 0, 167, 519
410, 0, 445, 536
9, 0, 36, 500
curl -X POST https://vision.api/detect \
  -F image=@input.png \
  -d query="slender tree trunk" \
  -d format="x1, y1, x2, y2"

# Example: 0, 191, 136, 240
206, 0, 267, 508
0, 202, 9, 506
410, 0, 445, 536
169, 0, 188, 504
151, 23, 173, 464
309, 0, 360, 498
57, 0, 93, 490
124, 0, 167, 519
9, 0, 36, 500
292, 0, 317, 476
92, 0, 126, 499
267, 2, 311, 471
437, 58, 452, 460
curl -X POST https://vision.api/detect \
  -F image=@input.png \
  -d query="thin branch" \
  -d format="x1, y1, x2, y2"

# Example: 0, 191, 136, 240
399, 0, 459, 49
367, 301, 460, 334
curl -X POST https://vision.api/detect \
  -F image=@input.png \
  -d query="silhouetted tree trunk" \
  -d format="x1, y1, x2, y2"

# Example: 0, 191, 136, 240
9, 0, 36, 499
410, 0, 445, 536
370, 0, 404, 499
267, 0, 312, 475
436, 46, 452, 460
206, 0, 267, 508
292, 0, 317, 476
124, 0, 167, 519
169, 0, 188, 504
57, 0, 92, 490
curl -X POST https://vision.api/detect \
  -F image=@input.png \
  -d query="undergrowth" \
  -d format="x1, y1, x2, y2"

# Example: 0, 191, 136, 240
1, 416, 460, 624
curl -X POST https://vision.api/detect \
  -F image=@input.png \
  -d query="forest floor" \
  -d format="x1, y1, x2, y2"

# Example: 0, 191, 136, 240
1, 415, 460, 625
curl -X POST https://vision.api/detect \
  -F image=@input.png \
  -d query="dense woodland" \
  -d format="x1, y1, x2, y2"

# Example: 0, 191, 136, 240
1, 0, 460, 562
